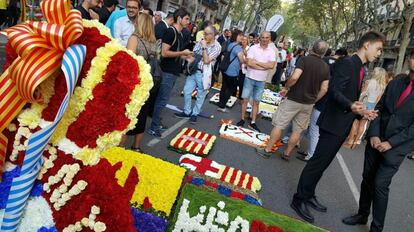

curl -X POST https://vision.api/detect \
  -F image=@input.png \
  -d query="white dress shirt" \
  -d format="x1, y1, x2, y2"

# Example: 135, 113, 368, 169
114, 16, 135, 46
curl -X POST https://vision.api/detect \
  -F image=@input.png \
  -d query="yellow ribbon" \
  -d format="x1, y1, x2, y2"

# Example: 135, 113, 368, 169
0, 0, 83, 178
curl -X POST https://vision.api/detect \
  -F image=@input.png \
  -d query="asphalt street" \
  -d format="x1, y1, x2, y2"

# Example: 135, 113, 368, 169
131, 75, 414, 232
1, 38, 413, 231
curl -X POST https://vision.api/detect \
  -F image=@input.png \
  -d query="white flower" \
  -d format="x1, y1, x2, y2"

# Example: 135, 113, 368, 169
91, 205, 100, 215
81, 218, 89, 226
61, 164, 70, 173
48, 146, 57, 155
93, 222, 106, 232
16, 196, 55, 232
77, 180, 88, 190
7, 123, 17, 132
44, 160, 54, 169
89, 214, 96, 221
70, 163, 81, 171
217, 201, 225, 210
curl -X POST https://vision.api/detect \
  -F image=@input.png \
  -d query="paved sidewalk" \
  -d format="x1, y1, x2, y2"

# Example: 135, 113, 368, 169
0, 33, 7, 46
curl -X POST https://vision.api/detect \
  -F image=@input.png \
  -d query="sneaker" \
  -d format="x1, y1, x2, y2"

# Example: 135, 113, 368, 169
248, 123, 261, 132
296, 154, 311, 162
236, 119, 245, 127
175, 112, 190, 118
217, 107, 227, 113
281, 136, 289, 144
190, 115, 197, 123
147, 129, 161, 138
159, 124, 168, 132
255, 148, 272, 158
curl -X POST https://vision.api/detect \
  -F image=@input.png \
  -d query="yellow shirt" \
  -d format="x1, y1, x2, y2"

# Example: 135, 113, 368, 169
196, 30, 204, 42
0, 0, 7, 10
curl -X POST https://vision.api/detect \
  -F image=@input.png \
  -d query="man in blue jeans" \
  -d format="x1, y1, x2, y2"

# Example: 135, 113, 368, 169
175, 26, 221, 123
237, 31, 276, 132
148, 8, 193, 137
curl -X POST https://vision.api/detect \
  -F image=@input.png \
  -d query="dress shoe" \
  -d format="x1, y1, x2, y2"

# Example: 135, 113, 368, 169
307, 196, 327, 212
342, 214, 368, 225
291, 200, 314, 223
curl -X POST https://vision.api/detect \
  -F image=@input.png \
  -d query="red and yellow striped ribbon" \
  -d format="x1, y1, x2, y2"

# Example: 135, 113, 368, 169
0, 0, 83, 179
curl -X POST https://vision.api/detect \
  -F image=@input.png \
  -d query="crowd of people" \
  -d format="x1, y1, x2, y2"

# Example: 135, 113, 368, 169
74, 1, 414, 231
3, 0, 413, 231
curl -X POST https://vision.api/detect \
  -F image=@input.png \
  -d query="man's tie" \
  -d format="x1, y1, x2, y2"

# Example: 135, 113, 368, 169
396, 80, 413, 108
359, 67, 365, 90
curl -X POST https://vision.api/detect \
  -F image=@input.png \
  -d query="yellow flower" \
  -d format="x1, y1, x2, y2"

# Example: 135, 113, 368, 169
102, 147, 185, 216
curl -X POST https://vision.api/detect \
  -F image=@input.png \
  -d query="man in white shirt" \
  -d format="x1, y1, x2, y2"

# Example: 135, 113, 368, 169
114, 0, 140, 46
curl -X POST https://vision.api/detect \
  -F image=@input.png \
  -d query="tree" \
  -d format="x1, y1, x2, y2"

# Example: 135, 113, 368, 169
395, 1, 414, 73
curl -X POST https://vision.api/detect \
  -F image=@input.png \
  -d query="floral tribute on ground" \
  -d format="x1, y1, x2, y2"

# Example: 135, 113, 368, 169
0, 1, 157, 229
169, 184, 328, 232
169, 128, 216, 156
219, 122, 283, 151
179, 154, 262, 193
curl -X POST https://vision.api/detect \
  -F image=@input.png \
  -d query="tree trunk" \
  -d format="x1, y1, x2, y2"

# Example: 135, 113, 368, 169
395, 6, 414, 73
221, 0, 234, 29
243, 0, 258, 31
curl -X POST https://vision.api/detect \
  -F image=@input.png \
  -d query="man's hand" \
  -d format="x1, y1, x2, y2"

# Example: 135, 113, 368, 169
89, 9, 99, 20
376, 141, 392, 153
362, 109, 378, 121
200, 39, 207, 48
181, 49, 193, 56
370, 137, 381, 148
351, 101, 364, 114
279, 88, 289, 97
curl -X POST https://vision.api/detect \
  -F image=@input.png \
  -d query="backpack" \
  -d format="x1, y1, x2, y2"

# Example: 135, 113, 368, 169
138, 37, 162, 81
219, 43, 238, 73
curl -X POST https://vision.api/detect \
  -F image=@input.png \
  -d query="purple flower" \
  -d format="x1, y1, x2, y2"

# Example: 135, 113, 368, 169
217, 186, 231, 197
131, 207, 167, 232
191, 178, 205, 186
0, 167, 20, 209
30, 182, 43, 197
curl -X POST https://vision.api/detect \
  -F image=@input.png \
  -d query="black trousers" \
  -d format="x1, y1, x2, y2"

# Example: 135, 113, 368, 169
294, 128, 347, 201
358, 143, 406, 232
218, 72, 238, 108
271, 62, 284, 85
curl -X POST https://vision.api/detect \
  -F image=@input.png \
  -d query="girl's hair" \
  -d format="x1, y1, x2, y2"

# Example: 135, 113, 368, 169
369, 67, 389, 92
134, 13, 156, 43
230, 29, 243, 42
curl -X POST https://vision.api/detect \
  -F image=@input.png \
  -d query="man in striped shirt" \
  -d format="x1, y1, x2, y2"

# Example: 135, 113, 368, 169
176, 26, 221, 123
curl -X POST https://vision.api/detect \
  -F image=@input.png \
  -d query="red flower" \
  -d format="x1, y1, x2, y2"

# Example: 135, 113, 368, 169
66, 51, 140, 148
41, 150, 138, 232
143, 197, 153, 210
250, 220, 267, 232
230, 191, 245, 200
3, 41, 18, 71
41, 72, 67, 121
268, 226, 285, 232
42, 27, 111, 121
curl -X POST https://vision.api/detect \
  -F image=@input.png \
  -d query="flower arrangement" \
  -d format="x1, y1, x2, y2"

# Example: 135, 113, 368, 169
169, 128, 216, 156
219, 123, 283, 151
186, 171, 262, 206
179, 154, 262, 193
169, 184, 327, 232
102, 147, 186, 216
210, 93, 238, 108
0, 10, 153, 231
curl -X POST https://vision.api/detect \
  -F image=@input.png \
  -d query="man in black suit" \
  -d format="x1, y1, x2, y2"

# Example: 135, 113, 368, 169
291, 31, 385, 223
342, 51, 414, 231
